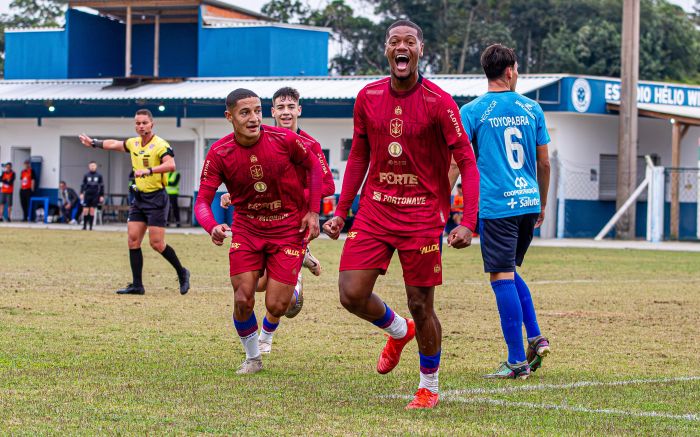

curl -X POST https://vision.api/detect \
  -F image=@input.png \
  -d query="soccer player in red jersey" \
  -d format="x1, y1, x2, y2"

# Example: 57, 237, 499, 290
195, 89, 322, 374
323, 20, 479, 409
222, 87, 335, 354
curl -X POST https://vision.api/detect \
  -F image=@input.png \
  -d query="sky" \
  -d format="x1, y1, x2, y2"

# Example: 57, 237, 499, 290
0, 0, 694, 20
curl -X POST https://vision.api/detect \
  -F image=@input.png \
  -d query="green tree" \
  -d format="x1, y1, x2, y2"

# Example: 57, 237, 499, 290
260, 0, 309, 23
261, 0, 699, 82
1, 0, 67, 77
263, 0, 385, 75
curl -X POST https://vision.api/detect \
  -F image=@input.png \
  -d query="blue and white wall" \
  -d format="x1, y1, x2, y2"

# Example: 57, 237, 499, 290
545, 77, 700, 239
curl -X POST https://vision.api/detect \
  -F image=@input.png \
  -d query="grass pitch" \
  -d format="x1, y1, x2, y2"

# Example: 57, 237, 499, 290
1, 228, 699, 435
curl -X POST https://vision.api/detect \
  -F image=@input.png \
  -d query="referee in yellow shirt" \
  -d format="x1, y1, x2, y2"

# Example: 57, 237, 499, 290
79, 109, 190, 295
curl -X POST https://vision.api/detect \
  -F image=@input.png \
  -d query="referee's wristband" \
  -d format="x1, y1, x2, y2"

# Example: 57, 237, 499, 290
147, 167, 153, 175
91, 139, 104, 149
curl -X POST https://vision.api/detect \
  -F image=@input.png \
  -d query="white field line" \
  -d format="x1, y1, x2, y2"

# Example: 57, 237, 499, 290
451, 397, 700, 422
440, 376, 700, 397
385, 376, 700, 421
441, 278, 700, 286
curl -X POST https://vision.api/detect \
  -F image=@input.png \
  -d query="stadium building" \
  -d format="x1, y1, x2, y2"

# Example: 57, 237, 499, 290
1, 1, 699, 239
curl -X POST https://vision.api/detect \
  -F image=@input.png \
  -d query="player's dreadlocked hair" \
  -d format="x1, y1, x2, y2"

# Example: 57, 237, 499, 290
226, 88, 259, 109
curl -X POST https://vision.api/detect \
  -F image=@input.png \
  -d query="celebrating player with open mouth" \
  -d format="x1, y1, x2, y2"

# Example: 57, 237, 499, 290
195, 89, 322, 374
323, 20, 479, 409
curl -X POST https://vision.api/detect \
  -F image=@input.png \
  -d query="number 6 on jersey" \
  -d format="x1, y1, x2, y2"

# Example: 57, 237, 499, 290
504, 127, 524, 170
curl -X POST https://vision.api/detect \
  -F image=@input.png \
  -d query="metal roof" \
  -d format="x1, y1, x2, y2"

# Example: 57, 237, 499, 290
0, 75, 563, 103
607, 101, 700, 126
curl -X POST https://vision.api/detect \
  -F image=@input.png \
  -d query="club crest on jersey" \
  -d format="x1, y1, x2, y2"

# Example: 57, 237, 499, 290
231, 242, 241, 249
390, 118, 403, 138
250, 155, 258, 163
394, 106, 402, 115
142, 158, 149, 168
250, 165, 263, 180
254, 181, 267, 192
388, 142, 403, 158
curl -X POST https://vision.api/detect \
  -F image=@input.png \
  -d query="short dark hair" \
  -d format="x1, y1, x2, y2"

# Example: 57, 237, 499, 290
135, 108, 153, 120
4, 162, 11, 168
226, 88, 259, 109
88, 161, 97, 165
272, 87, 300, 104
385, 20, 423, 42
59, 180, 66, 185
480, 44, 517, 79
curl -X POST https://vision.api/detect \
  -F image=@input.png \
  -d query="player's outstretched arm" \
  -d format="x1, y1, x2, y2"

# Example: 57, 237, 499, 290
78, 134, 126, 152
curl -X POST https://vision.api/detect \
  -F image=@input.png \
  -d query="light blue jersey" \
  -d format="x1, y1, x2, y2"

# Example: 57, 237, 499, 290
460, 91, 550, 219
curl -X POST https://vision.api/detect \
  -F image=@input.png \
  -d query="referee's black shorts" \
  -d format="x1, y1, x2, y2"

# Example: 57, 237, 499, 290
128, 189, 169, 227
82, 194, 100, 208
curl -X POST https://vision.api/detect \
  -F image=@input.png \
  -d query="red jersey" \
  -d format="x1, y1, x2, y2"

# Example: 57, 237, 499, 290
297, 128, 335, 198
335, 76, 479, 236
20, 168, 33, 190
1, 170, 15, 194
196, 125, 321, 238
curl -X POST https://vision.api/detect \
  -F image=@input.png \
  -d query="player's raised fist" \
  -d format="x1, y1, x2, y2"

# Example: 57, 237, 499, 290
322, 216, 344, 240
447, 225, 473, 249
220, 193, 231, 209
211, 223, 231, 246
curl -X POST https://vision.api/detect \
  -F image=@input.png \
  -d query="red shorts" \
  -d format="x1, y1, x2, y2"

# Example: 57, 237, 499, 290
229, 231, 305, 286
339, 229, 442, 287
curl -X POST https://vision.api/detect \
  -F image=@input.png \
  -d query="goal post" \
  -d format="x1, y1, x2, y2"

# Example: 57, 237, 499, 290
595, 155, 664, 241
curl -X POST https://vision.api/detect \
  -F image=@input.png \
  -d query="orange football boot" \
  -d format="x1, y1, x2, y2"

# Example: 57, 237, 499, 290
376, 318, 415, 374
405, 388, 439, 409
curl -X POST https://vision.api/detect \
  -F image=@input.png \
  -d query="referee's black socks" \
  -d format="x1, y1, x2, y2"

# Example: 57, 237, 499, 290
129, 248, 144, 287
160, 245, 185, 277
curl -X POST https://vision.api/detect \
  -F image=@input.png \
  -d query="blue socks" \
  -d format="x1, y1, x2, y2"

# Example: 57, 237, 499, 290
491, 279, 526, 364
514, 272, 541, 339
371, 302, 395, 328
262, 316, 279, 334
371, 302, 407, 339
233, 312, 260, 359
418, 351, 441, 393
419, 351, 441, 375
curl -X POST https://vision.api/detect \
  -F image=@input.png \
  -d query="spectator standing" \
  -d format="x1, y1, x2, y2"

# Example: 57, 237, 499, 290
19, 160, 36, 222
0, 163, 16, 222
